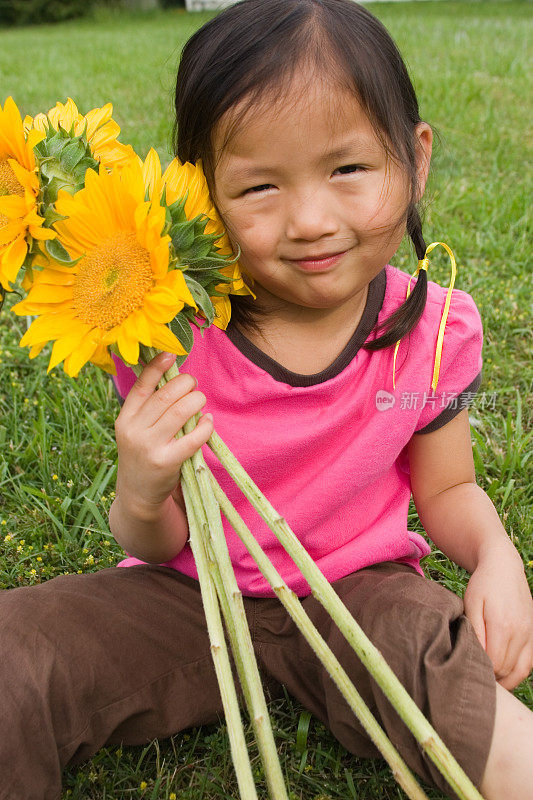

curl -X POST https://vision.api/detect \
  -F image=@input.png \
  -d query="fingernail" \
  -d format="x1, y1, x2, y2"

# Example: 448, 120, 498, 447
204, 413, 213, 421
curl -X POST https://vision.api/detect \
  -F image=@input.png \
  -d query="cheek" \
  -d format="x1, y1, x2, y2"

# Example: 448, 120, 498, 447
349, 188, 408, 240
222, 205, 279, 260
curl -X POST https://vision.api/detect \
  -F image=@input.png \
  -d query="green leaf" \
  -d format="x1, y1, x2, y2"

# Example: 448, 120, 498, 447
45, 237, 75, 265
184, 274, 214, 327
60, 140, 86, 172
171, 220, 196, 252
295, 710, 312, 755
39, 158, 71, 183
169, 313, 194, 353
167, 193, 188, 219
43, 206, 65, 228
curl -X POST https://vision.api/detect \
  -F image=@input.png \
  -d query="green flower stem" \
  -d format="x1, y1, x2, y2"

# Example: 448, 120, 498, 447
136, 353, 258, 800
181, 426, 289, 800
207, 430, 485, 800
180, 478, 259, 800
153, 354, 287, 799
207, 465, 430, 800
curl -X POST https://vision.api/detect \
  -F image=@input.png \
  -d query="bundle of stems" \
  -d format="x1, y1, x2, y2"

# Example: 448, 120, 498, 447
148, 354, 486, 800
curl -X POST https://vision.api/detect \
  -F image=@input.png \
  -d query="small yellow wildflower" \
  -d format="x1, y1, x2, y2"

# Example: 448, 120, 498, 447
52, 474, 58, 481
139, 781, 147, 791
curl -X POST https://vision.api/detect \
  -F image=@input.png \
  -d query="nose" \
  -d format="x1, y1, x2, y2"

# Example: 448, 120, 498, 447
285, 186, 340, 241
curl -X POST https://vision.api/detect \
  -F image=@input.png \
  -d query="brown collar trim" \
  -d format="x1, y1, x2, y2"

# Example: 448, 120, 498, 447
225, 268, 387, 387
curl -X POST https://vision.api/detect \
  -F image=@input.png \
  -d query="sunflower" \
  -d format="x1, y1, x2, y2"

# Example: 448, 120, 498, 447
25, 98, 136, 169
13, 158, 197, 376
0, 97, 55, 290
143, 151, 254, 329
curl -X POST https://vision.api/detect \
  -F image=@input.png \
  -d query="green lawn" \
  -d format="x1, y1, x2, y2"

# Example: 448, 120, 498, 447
0, 2, 531, 798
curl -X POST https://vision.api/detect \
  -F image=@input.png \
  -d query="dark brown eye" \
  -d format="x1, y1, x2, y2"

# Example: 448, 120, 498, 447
333, 164, 365, 175
244, 184, 273, 194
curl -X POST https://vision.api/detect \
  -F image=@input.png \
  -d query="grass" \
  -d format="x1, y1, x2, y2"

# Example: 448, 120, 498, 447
0, 1, 531, 798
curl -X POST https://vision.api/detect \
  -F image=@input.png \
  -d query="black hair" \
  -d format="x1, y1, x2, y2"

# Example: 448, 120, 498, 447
173, 0, 428, 349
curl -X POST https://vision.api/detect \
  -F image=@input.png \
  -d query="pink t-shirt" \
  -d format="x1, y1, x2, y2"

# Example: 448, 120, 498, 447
113, 265, 483, 597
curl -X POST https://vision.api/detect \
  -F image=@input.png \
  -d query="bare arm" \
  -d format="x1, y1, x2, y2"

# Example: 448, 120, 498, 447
408, 409, 532, 689
408, 409, 522, 573
109, 485, 189, 565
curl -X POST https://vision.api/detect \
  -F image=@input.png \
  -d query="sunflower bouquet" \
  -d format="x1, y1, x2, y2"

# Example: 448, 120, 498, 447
1, 96, 485, 800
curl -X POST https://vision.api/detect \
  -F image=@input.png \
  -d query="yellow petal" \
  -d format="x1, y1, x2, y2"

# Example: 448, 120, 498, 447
63, 334, 100, 377
161, 268, 197, 309
0, 235, 27, 289
117, 325, 139, 365
142, 148, 162, 201
212, 295, 232, 329
150, 324, 187, 355
0, 195, 27, 219
24, 283, 72, 304
84, 103, 113, 139
48, 332, 86, 372
29, 342, 47, 358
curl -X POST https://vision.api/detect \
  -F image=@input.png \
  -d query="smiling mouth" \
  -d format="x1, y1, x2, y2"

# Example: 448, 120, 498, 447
286, 249, 349, 272
289, 250, 347, 261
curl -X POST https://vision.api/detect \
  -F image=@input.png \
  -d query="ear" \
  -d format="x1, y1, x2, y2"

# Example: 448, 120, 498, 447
414, 122, 433, 202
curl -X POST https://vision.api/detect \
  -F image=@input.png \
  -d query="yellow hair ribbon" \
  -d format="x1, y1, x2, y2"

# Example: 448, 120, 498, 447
391, 241, 457, 392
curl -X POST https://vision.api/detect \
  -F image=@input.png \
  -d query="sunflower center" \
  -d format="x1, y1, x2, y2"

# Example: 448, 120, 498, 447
0, 159, 24, 198
73, 232, 154, 330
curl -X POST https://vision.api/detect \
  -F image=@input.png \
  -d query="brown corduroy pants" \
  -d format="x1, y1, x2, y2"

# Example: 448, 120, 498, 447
0, 562, 496, 800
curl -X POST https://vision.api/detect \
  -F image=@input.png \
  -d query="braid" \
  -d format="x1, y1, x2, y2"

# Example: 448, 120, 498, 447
364, 202, 428, 351
407, 203, 427, 260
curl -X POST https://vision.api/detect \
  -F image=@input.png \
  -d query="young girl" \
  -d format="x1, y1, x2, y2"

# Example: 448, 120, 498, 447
1, 1, 532, 798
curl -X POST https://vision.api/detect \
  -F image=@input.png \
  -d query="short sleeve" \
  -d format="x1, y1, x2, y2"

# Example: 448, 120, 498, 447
415, 289, 483, 434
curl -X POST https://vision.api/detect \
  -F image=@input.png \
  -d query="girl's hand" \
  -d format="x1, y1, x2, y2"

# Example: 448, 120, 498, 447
464, 546, 533, 690
114, 351, 214, 520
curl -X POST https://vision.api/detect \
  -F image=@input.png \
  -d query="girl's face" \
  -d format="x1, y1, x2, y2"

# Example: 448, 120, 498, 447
212, 74, 432, 317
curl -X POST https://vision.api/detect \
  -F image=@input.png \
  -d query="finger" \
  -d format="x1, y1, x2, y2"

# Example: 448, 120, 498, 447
154, 390, 208, 443
497, 648, 533, 691
494, 628, 532, 687
167, 412, 214, 463
485, 621, 513, 679
121, 352, 177, 416
136, 373, 199, 430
